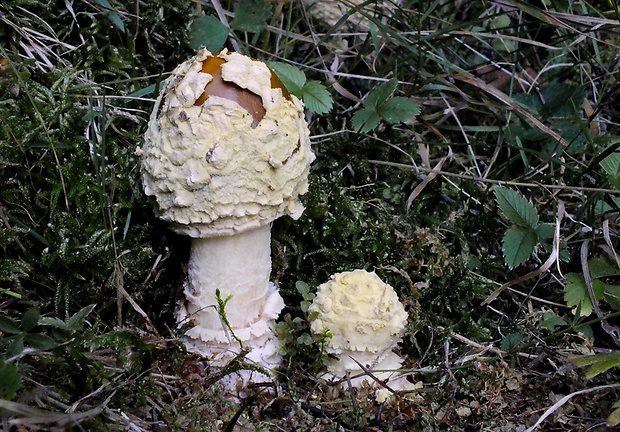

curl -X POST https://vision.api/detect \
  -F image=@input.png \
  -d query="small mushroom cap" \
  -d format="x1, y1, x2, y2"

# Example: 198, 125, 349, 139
141, 49, 314, 237
309, 270, 409, 353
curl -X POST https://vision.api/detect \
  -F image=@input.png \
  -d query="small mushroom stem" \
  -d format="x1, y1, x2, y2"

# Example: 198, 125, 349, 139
177, 224, 284, 366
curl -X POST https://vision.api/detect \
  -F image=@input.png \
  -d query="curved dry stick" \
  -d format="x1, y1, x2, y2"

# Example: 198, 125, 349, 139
524, 383, 620, 432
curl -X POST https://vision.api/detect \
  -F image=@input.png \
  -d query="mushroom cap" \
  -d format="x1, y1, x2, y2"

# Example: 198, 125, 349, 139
309, 270, 409, 353
141, 49, 314, 237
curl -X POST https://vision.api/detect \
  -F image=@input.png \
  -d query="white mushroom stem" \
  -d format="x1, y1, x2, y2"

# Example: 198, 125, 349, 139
177, 224, 284, 366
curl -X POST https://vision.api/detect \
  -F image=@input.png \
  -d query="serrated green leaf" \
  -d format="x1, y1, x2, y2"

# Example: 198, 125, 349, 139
563, 273, 604, 317
24, 333, 55, 350
0, 361, 21, 400
540, 311, 566, 331
299, 81, 332, 114
545, 84, 585, 119
365, 78, 397, 109
230, 0, 272, 33
0, 316, 20, 335
268, 62, 306, 94
67, 304, 97, 331
21, 307, 40, 333
378, 97, 420, 124
352, 108, 381, 133
494, 187, 539, 228
502, 226, 538, 268
189, 15, 229, 52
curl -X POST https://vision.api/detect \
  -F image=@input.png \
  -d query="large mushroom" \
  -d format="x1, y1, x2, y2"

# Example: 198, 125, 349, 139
309, 270, 410, 396
139, 49, 314, 378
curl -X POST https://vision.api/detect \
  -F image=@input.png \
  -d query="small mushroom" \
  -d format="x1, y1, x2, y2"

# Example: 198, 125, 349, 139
309, 270, 410, 393
139, 49, 314, 382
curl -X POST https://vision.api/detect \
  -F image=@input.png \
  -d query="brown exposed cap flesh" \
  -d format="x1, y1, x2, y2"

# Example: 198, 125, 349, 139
195, 54, 291, 129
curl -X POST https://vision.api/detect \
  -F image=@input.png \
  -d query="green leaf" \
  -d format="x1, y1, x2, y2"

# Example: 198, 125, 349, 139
601, 152, 620, 189
24, 333, 55, 350
296, 280, 310, 295
189, 15, 229, 53
589, 255, 620, 279
608, 401, 620, 426
491, 14, 511, 29
379, 97, 420, 124
369, 22, 379, 52
0, 316, 20, 335
296, 333, 313, 346
563, 273, 604, 317
571, 352, 620, 378
0, 361, 21, 400
604, 284, 620, 311
39, 317, 68, 330
95, 0, 126, 33
21, 307, 40, 333
502, 226, 538, 268
299, 81, 333, 114
126, 83, 159, 99
494, 187, 539, 228
364, 79, 397, 109
601, 152, 620, 178
534, 223, 555, 239
67, 304, 97, 331
268, 62, 306, 94
540, 311, 566, 331
352, 108, 381, 133
500, 332, 525, 350
537, 83, 585, 120
6, 337, 24, 358
230, 0, 272, 33
574, 323, 594, 339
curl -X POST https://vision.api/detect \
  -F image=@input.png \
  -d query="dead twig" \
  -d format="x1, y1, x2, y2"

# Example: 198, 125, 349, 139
524, 383, 620, 432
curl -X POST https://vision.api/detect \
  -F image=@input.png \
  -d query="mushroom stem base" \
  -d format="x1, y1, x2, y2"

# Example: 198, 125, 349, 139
176, 224, 284, 382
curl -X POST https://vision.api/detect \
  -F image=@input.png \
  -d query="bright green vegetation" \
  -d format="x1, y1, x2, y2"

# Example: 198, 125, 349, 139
2, 0, 620, 430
